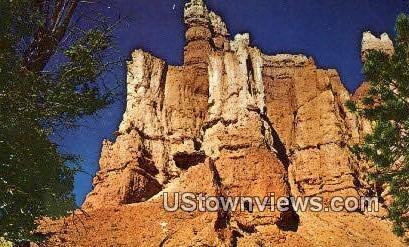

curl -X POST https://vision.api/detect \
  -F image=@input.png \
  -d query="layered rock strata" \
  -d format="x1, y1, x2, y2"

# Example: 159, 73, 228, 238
84, 0, 366, 211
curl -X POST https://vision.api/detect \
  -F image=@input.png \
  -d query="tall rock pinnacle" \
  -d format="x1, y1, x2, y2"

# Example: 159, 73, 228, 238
183, 0, 211, 65
183, 0, 230, 65
184, 0, 208, 22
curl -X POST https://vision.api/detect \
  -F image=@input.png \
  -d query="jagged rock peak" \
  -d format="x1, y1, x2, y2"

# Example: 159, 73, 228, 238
230, 33, 251, 51
361, 31, 394, 61
209, 11, 228, 36
184, 0, 209, 25
186, 0, 206, 7
183, 0, 231, 63
184, 0, 228, 35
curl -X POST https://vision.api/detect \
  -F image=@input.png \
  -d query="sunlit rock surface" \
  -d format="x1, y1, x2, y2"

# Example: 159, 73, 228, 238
40, 1, 405, 246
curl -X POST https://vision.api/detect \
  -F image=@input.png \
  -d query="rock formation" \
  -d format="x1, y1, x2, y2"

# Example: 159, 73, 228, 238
361, 31, 394, 61
83, 2, 362, 211
41, 1, 405, 246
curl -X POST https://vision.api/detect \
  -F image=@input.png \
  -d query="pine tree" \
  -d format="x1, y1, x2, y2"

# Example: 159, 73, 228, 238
0, 0, 118, 243
348, 14, 409, 236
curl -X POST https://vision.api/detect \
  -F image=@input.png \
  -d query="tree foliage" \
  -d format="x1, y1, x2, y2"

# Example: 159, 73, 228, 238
348, 14, 409, 236
0, 0, 116, 243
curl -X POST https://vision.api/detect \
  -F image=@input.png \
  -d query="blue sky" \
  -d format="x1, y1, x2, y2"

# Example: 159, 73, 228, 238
55, 0, 408, 205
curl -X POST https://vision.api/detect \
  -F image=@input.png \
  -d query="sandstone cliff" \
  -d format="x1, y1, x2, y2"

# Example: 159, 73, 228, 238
41, 1, 403, 246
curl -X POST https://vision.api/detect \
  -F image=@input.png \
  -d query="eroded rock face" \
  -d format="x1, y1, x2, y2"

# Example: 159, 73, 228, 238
82, 130, 162, 210
261, 54, 362, 200
72, 0, 403, 245
361, 31, 394, 61
84, 0, 365, 213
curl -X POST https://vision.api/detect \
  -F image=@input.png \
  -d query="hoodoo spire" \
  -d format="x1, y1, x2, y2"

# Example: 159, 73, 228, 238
183, 0, 230, 65
184, 0, 209, 25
